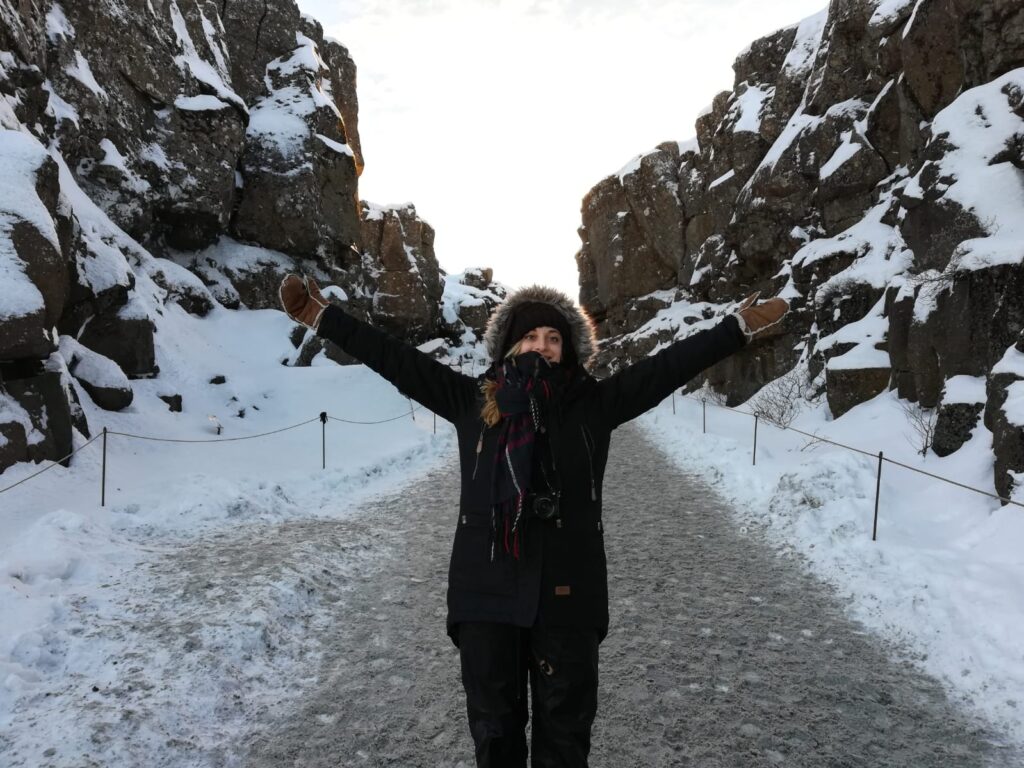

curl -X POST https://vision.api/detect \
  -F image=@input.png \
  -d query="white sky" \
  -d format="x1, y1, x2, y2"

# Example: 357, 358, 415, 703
295, 0, 826, 299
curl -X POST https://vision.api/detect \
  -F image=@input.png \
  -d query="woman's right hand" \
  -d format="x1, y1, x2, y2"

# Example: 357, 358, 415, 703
279, 274, 330, 330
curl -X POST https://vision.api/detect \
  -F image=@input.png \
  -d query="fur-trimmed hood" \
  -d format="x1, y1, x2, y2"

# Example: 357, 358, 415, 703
483, 285, 598, 368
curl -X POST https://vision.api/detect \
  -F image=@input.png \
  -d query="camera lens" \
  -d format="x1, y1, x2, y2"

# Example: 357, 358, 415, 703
533, 495, 557, 520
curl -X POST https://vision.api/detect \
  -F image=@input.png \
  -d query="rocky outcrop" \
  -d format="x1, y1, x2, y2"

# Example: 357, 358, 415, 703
577, 0, 1024, 501
359, 202, 443, 343
0, 0, 457, 476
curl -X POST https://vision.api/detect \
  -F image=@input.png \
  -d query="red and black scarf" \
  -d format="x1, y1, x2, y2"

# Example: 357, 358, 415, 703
489, 352, 563, 560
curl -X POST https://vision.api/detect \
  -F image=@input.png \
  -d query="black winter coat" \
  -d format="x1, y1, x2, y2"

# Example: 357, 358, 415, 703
316, 305, 746, 645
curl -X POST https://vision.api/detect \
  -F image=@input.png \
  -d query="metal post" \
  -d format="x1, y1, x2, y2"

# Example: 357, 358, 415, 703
702, 399, 707, 434
753, 415, 759, 466
408, 397, 415, 422
433, 411, 437, 435
101, 427, 107, 507
672, 390, 676, 415
872, 451, 883, 541
320, 412, 327, 469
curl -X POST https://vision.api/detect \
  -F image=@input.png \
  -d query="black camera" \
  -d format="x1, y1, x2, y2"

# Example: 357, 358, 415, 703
530, 493, 560, 521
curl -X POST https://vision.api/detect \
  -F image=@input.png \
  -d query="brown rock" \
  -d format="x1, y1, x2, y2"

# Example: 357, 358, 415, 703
933, 401, 984, 456
901, 0, 965, 119
78, 312, 157, 380
360, 203, 443, 341
826, 363, 892, 418
2, 365, 74, 466
0, 419, 29, 475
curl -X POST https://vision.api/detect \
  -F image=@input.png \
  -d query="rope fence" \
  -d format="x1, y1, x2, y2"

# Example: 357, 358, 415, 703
0, 399, 439, 503
670, 391, 1024, 541
5, 386, 1018, 537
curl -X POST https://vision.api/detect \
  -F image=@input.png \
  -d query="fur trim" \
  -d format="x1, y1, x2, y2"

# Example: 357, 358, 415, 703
483, 285, 598, 367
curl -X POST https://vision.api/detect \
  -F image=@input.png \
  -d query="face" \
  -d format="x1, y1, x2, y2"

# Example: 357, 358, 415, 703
518, 326, 563, 363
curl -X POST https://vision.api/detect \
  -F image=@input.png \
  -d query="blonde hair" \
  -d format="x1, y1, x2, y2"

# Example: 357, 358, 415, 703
479, 340, 524, 427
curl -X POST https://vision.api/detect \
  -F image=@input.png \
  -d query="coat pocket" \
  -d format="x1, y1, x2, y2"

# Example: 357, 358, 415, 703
448, 513, 517, 595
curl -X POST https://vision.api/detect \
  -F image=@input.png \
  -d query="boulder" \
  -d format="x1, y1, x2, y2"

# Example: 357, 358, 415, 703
77, 299, 157, 379
60, 337, 133, 411
159, 394, 183, 413
826, 352, 892, 418
1, 361, 74, 466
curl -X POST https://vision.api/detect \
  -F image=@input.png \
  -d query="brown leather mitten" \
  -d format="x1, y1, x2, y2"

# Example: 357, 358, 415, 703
734, 292, 789, 342
279, 274, 329, 330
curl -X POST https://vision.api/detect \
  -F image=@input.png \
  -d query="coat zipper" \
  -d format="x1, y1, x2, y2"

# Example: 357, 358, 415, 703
581, 424, 597, 502
472, 423, 485, 481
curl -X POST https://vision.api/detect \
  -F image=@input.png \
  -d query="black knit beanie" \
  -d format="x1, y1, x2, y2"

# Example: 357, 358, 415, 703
500, 301, 575, 362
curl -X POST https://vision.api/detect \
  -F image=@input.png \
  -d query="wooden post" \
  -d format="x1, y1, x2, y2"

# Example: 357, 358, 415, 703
320, 412, 327, 469
101, 427, 107, 507
872, 451, 883, 541
433, 412, 437, 435
753, 415, 759, 466
671, 390, 676, 415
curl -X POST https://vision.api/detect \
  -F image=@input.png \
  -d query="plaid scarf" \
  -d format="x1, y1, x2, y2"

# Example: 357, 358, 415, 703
489, 352, 562, 560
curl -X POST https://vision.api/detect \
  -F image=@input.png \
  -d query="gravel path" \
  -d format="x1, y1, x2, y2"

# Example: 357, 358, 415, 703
239, 423, 1017, 767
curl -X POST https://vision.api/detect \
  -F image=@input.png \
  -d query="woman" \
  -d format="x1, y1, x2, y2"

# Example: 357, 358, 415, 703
279, 275, 788, 767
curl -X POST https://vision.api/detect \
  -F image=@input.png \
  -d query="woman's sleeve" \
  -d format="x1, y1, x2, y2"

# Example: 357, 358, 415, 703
593, 315, 746, 429
316, 304, 479, 422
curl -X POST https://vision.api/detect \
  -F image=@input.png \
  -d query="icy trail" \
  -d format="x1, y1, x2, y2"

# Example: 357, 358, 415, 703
248, 425, 1016, 767
5, 426, 1018, 767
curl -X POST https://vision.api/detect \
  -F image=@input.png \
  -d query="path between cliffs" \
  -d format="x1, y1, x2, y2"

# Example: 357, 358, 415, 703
9, 425, 1019, 767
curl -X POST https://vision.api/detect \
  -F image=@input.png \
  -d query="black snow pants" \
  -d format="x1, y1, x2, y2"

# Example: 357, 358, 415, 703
458, 622, 600, 767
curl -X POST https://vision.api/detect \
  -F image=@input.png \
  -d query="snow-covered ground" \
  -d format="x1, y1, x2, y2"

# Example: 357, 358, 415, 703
638, 385, 1024, 746
0, 302, 456, 761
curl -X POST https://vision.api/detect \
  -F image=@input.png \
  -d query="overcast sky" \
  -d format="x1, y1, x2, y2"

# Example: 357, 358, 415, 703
294, 0, 826, 299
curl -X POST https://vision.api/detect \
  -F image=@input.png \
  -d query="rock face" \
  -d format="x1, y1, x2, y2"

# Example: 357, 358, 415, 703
0, 0, 492, 476
577, 0, 1024, 501
360, 202, 443, 342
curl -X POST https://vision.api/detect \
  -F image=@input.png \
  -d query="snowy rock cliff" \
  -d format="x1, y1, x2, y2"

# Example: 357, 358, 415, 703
0, 0, 502, 475
577, 0, 1024, 502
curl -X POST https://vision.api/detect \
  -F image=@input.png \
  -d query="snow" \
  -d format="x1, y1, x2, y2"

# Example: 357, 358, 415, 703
869, 0, 917, 29
819, 132, 862, 180
781, 9, 828, 77
42, 81, 79, 127
902, 0, 928, 40
729, 84, 773, 134
640, 385, 1024, 745
315, 133, 354, 157
0, 301, 457, 758
942, 375, 987, 406
0, 130, 60, 320
708, 169, 735, 190
168, 0, 246, 113
65, 50, 106, 99
923, 69, 1024, 271
794, 199, 913, 292
174, 95, 231, 112
826, 342, 890, 370
45, 3, 74, 43
677, 137, 699, 155
1003, 381, 1024, 429
993, 344, 1024, 378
